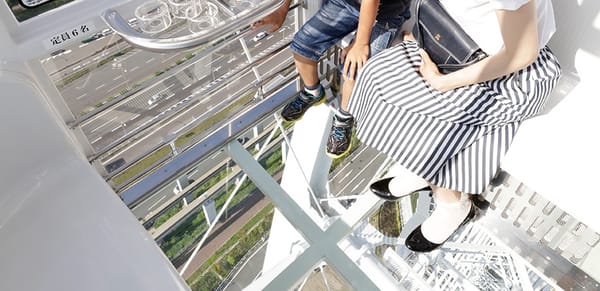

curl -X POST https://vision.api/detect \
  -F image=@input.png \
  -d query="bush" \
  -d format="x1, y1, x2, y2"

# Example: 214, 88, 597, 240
190, 271, 221, 291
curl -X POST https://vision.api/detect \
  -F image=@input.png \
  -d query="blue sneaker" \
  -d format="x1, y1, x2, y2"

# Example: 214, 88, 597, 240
281, 87, 325, 122
326, 115, 354, 158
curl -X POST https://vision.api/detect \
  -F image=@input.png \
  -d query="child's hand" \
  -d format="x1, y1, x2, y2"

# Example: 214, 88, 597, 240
343, 43, 370, 80
340, 44, 351, 63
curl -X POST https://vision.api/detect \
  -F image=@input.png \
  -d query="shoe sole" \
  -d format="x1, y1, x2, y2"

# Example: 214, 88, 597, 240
406, 203, 478, 252
325, 143, 351, 159
280, 96, 327, 123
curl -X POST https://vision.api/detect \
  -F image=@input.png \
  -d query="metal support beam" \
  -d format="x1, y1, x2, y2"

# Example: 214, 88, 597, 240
228, 140, 396, 290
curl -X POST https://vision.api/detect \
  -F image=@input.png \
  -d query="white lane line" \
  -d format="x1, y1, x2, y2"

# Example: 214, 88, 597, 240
200, 97, 210, 104
129, 114, 140, 121
205, 55, 225, 67
113, 75, 122, 81
108, 81, 128, 93
76, 93, 87, 100
148, 195, 167, 210
131, 66, 139, 72
145, 57, 155, 63
95, 83, 106, 90
182, 84, 191, 90
161, 54, 177, 63
90, 136, 102, 144
90, 116, 117, 133
110, 125, 123, 132
341, 170, 353, 181
351, 178, 366, 193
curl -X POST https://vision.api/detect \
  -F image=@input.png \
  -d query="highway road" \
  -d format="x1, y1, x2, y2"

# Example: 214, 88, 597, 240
45, 23, 194, 116
130, 115, 278, 220
328, 145, 391, 197
73, 15, 296, 166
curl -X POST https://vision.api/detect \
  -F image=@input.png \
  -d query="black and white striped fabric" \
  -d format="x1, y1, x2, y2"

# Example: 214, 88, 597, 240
348, 41, 561, 194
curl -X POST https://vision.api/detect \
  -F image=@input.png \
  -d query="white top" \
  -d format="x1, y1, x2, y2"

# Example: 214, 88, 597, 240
440, 0, 556, 54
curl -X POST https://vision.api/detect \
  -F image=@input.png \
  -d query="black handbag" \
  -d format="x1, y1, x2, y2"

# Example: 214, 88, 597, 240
413, 0, 488, 73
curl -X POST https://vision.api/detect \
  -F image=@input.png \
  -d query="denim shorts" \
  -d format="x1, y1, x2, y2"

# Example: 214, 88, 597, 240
290, 0, 410, 62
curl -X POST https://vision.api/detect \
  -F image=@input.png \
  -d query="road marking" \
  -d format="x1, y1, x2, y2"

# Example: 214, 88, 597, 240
210, 151, 221, 159
131, 66, 139, 72
129, 114, 140, 121
342, 170, 353, 181
76, 93, 87, 100
108, 81, 128, 93
205, 55, 225, 67
351, 178, 366, 192
90, 136, 102, 144
200, 97, 210, 104
95, 83, 106, 90
113, 75, 122, 81
111, 124, 124, 132
145, 57, 155, 63
161, 54, 177, 63
90, 116, 117, 133
148, 195, 168, 210
182, 84, 191, 90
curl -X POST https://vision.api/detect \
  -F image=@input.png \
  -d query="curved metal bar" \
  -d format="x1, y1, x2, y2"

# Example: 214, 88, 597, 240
101, 0, 286, 52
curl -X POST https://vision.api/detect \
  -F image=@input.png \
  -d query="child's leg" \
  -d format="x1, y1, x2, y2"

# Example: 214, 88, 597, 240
283, 0, 360, 122
293, 52, 320, 96
327, 20, 405, 157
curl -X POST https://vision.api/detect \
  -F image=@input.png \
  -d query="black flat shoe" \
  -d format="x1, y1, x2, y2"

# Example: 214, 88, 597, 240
369, 177, 430, 201
405, 203, 477, 252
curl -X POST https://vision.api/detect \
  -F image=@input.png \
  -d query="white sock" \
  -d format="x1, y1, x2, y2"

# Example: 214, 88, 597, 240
304, 86, 321, 98
388, 174, 429, 198
421, 193, 472, 244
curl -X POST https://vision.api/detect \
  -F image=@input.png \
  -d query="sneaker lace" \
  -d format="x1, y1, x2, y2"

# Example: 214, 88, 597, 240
331, 126, 348, 140
290, 97, 306, 110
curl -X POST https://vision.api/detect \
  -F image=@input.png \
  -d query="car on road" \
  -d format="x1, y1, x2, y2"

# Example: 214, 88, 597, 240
252, 31, 267, 42
50, 49, 66, 56
147, 92, 168, 106
105, 158, 126, 174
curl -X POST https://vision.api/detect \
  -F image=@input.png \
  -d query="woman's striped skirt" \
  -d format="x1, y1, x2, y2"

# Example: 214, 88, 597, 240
348, 41, 561, 194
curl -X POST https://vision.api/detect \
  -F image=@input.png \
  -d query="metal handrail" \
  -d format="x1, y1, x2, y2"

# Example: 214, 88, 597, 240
101, 0, 286, 52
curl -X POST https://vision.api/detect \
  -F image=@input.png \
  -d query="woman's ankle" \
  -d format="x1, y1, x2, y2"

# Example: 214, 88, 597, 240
431, 187, 462, 203
421, 193, 472, 244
